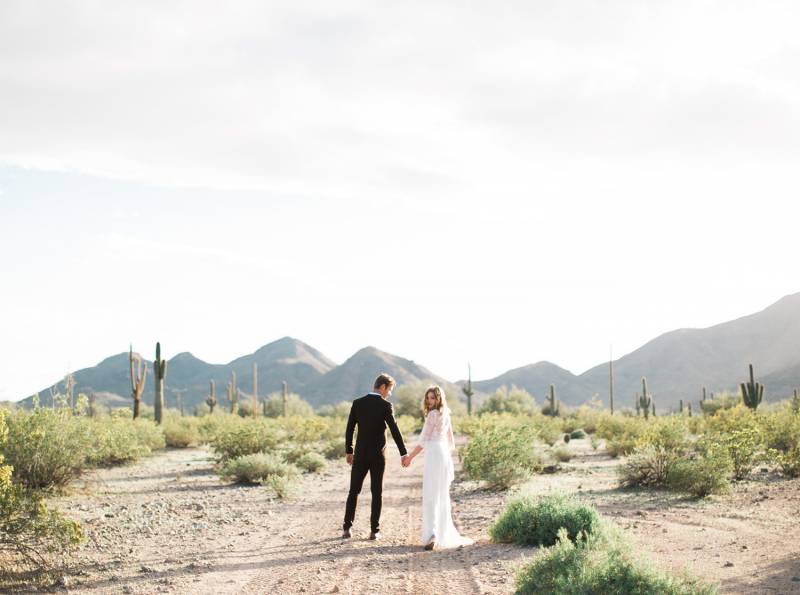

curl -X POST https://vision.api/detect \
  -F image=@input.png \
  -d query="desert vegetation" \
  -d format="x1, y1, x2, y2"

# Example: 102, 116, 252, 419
2, 361, 800, 593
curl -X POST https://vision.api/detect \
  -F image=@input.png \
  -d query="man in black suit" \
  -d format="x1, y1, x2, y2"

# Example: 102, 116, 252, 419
342, 373, 408, 540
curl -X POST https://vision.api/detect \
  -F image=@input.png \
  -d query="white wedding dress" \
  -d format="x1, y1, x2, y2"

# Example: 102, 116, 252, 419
418, 408, 474, 549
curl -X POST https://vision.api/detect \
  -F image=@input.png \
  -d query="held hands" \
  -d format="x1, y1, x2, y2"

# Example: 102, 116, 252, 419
346, 453, 354, 466
401, 454, 411, 468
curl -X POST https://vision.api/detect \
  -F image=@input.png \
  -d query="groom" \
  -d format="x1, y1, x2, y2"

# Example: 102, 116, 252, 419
342, 373, 409, 540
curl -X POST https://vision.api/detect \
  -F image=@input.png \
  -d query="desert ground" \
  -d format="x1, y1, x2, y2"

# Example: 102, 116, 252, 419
14, 438, 800, 594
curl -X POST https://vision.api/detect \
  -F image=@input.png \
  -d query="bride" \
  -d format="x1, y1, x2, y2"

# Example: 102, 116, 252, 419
404, 385, 473, 551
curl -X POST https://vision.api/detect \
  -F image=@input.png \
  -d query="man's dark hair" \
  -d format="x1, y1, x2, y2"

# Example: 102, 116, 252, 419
373, 373, 396, 391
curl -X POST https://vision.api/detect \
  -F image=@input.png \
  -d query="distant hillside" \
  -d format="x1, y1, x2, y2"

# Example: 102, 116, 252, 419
19, 337, 335, 411
300, 346, 453, 408
579, 292, 800, 410
16, 293, 800, 414
467, 361, 596, 407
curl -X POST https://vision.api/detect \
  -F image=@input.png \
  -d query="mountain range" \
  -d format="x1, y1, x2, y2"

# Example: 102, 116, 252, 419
17, 292, 800, 413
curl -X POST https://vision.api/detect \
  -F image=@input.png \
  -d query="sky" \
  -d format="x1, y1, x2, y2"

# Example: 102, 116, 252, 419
1, 1, 799, 401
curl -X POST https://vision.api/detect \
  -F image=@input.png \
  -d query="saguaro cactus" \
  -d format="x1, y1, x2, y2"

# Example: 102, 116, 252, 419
679, 399, 684, 414
462, 364, 475, 416
792, 389, 800, 414
282, 381, 288, 417
740, 363, 763, 410
608, 356, 615, 415
154, 342, 168, 424
635, 393, 641, 416
227, 372, 239, 413
639, 378, 653, 420
545, 384, 560, 417
206, 380, 217, 413
252, 363, 258, 419
129, 345, 148, 419
64, 373, 76, 410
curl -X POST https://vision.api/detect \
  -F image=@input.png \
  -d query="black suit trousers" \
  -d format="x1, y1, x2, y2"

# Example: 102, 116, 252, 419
343, 448, 386, 532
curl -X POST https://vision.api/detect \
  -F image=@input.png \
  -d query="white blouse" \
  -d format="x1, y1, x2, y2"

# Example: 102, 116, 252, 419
417, 408, 455, 451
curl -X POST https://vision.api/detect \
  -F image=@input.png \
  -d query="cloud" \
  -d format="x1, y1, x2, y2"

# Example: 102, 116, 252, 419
1, 0, 799, 195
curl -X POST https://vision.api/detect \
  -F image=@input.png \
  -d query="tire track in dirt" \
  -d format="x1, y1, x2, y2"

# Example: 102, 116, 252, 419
238, 447, 481, 595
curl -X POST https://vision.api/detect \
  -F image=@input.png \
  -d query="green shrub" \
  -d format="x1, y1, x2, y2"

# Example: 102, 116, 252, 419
705, 404, 758, 435
211, 419, 281, 462
700, 392, 741, 416
614, 417, 689, 469
709, 427, 760, 480
318, 415, 347, 441
762, 406, 800, 453
262, 473, 297, 499
316, 401, 352, 418
319, 438, 344, 460
532, 414, 566, 446
276, 415, 329, 445
638, 417, 690, 453
491, 494, 600, 547
570, 429, 587, 440
686, 413, 706, 435
262, 393, 314, 418
162, 417, 201, 448
666, 449, 732, 498
282, 443, 313, 464
2, 409, 92, 490
395, 414, 422, 436
563, 399, 604, 434
768, 446, 800, 478
515, 526, 717, 595
196, 412, 242, 443
456, 411, 562, 447
461, 424, 542, 489
295, 451, 326, 473
130, 417, 168, 452
478, 386, 537, 416
596, 415, 645, 457
596, 415, 645, 441
454, 414, 484, 437
552, 447, 573, 462
606, 435, 639, 458
0, 410, 84, 569
86, 418, 160, 466
220, 452, 299, 484
236, 401, 258, 418
392, 382, 429, 418
618, 445, 679, 488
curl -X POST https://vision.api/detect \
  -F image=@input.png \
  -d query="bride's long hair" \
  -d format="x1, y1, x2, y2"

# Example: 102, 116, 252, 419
421, 385, 448, 416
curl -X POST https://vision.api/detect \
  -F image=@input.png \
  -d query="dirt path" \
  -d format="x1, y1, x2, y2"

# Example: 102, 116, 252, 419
25, 439, 800, 594
38, 445, 525, 595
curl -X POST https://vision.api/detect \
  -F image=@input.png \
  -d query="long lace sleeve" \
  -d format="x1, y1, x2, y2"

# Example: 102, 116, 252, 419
447, 418, 455, 451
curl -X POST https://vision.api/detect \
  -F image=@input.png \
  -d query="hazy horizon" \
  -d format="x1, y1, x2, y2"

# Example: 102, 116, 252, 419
3, 1, 800, 401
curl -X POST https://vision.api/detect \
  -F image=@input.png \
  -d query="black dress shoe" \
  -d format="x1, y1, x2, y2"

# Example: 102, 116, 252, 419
368, 531, 381, 540
424, 539, 436, 551
342, 528, 352, 538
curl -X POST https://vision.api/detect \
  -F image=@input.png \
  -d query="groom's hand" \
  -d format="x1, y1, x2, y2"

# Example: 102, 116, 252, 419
346, 454, 354, 466
401, 455, 410, 467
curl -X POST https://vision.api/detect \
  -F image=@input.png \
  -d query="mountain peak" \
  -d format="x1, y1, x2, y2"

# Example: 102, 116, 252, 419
252, 336, 310, 355
170, 351, 200, 361
356, 345, 384, 355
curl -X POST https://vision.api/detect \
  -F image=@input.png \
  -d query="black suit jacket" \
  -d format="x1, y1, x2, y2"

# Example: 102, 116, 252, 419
345, 393, 407, 457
